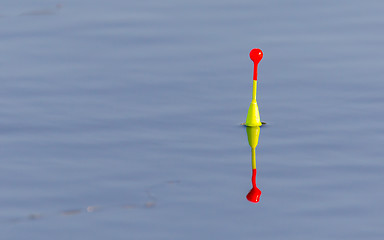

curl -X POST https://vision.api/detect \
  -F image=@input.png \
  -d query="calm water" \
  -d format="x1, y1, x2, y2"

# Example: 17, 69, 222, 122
1, 0, 384, 239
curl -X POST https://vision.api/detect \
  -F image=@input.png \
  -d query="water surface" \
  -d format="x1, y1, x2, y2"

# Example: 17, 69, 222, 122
1, 0, 384, 239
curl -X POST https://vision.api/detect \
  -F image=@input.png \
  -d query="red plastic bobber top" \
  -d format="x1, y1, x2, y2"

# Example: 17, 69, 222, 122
249, 48, 263, 81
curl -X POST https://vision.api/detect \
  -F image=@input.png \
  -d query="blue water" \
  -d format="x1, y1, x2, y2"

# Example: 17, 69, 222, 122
1, 0, 384, 239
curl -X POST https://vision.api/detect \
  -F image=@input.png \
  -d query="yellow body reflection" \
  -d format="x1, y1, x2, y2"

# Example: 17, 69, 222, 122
246, 126, 261, 203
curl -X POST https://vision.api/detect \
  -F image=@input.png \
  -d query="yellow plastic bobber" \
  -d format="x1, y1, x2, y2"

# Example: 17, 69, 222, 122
245, 48, 263, 127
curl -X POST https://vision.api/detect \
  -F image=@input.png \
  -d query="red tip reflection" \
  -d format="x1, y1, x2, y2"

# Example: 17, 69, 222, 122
246, 169, 261, 203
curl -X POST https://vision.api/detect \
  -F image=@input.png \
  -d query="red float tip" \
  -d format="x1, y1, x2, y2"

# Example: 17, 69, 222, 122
250, 48, 263, 64
249, 48, 263, 81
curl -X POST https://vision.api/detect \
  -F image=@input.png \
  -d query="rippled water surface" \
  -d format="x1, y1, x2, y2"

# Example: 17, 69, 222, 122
2, 0, 384, 239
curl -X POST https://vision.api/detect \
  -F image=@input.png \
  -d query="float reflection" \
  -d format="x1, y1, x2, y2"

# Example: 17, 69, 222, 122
245, 126, 262, 203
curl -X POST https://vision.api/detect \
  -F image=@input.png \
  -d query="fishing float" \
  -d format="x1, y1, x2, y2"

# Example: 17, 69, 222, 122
245, 48, 264, 127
